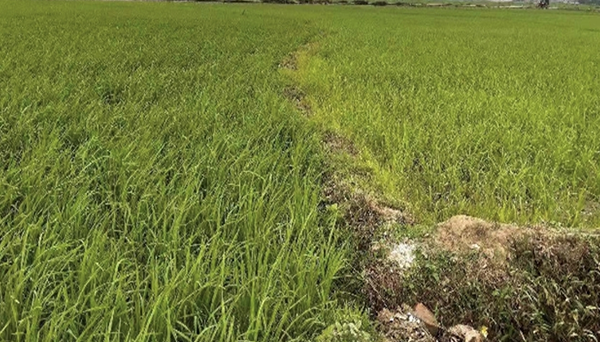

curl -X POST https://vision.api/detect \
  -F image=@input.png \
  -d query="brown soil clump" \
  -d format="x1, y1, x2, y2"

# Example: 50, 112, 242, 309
283, 86, 311, 115
278, 54, 297, 70
323, 131, 358, 156
412, 303, 439, 336
435, 215, 531, 260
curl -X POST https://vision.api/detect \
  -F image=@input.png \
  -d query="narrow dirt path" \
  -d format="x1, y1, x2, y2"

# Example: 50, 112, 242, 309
278, 38, 436, 342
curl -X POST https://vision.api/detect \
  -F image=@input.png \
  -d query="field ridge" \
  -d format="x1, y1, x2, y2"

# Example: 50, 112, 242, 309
279, 16, 600, 339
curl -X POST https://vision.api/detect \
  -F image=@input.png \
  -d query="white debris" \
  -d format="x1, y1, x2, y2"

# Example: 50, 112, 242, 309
407, 313, 420, 323
388, 243, 416, 269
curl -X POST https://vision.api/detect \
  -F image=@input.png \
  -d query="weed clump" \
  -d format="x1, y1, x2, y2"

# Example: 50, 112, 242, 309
368, 232, 600, 340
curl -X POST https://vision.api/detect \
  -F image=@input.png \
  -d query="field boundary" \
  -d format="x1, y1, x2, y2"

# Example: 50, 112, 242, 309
279, 24, 600, 341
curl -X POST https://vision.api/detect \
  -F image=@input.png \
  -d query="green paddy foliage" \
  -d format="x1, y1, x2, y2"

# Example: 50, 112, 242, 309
1, 1, 599, 341
294, 7, 600, 226
0, 2, 357, 341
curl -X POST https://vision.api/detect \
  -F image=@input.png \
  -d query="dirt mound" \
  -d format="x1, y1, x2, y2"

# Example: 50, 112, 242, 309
435, 215, 532, 259
386, 218, 600, 340
323, 131, 358, 156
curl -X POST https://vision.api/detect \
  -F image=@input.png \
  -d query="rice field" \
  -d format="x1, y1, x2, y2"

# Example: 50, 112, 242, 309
291, 7, 600, 227
1, 1, 599, 341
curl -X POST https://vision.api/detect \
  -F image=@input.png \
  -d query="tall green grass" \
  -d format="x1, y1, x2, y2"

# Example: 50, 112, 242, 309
0, 2, 361, 341
294, 7, 600, 227
2, 1, 599, 341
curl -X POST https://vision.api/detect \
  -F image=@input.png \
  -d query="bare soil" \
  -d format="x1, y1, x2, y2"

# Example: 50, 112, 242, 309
434, 215, 531, 260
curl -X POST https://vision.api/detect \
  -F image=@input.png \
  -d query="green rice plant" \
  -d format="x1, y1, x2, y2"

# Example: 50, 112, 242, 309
1, 2, 599, 341
292, 7, 600, 227
0, 2, 363, 341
